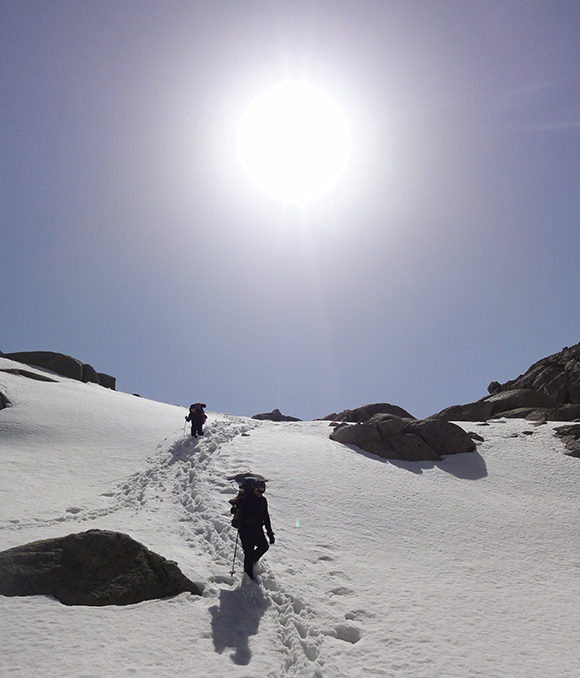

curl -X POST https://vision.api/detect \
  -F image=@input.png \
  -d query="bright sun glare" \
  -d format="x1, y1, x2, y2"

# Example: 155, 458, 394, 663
237, 80, 351, 204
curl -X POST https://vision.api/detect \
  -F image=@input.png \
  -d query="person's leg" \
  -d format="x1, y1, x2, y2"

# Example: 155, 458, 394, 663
253, 529, 269, 563
239, 528, 256, 579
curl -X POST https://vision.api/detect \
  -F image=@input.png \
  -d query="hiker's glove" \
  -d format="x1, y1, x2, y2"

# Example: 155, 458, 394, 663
268, 533, 275, 544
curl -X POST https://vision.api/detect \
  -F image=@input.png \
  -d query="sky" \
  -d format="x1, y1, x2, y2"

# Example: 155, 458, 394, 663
2, 357, 580, 677
2, 0, 580, 420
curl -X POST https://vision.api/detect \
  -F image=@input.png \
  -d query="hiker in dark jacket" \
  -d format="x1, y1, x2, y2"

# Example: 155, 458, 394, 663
235, 478, 275, 580
185, 403, 206, 437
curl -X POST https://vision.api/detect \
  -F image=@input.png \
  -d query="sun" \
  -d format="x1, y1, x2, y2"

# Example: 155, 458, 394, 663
237, 80, 351, 204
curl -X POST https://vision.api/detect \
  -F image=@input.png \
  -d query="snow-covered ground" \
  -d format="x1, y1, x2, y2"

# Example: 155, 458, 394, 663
2, 355, 580, 677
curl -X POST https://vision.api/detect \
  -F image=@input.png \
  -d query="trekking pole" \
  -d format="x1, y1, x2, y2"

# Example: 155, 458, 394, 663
230, 533, 239, 576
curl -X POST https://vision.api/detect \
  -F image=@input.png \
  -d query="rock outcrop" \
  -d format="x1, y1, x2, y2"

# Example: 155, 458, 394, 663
553, 424, 580, 458
330, 413, 475, 461
430, 342, 580, 422
252, 408, 301, 422
0, 529, 201, 606
4, 351, 116, 390
322, 403, 415, 422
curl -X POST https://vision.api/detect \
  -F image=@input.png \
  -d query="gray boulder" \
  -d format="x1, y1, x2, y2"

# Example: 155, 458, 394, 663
322, 403, 415, 423
428, 401, 494, 422
81, 363, 100, 384
554, 424, 580, 458
6, 351, 84, 381
0, 390, 9, 410
484, 388, 557, 412
0, 529, 201, 606
490, 342, 580, 404
252, 408, 301, 422
4, 351, 116, 390
98, 372, 116, 390
330, 414, 475, 461
1, 367, 58, 382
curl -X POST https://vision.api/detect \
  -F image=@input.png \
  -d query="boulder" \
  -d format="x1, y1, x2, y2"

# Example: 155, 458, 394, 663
4, 351, 116, 390
0, 390, 9, 410
330, 413, 475, 461
0, 529, 201, 606
484, 388, 557, 413
81, 363, 100, 384
322, 403, 415, 423
1, 367, 58, 382
98, 372, 116, 390
490, 342, 580, 404
430, 342, 580, 424
427, 400, 494, 422
554, 424, 580, 458
252, 408, 301, 422
5, 351, 84, 381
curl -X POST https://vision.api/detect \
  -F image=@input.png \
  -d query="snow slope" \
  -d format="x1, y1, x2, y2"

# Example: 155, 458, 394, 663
2, 355, 580, 677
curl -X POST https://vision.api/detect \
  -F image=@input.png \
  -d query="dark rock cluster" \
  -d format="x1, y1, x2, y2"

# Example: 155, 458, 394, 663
252, 408, 301, 422
0, 529, 201, 606
553, 424, 580, 458
3, 351, 116, 389
330, 413, 475, 461
430, 342, 580, 423
322, 402, 414, 423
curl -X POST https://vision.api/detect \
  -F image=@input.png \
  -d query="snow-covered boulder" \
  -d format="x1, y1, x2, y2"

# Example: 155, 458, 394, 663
0, 529, 201, 606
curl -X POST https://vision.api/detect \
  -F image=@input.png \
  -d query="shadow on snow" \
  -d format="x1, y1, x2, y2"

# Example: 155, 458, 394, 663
209, 580, 271, 665
346, 445, 488, 479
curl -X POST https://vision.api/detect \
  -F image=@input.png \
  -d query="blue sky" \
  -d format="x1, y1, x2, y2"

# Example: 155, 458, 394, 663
2, 0, 580, 420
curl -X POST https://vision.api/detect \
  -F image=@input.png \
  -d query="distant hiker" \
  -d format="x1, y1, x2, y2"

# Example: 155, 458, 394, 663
230, 477, 275, 580
186, 403, 207, 437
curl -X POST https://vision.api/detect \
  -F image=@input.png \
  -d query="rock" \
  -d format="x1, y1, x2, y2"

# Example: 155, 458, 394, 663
98, 372, 116, 390
252, 408, 301, 422
0, 529, 201, 606
4, 351, 116, 390
484, 388, 557, 413
5, 351, 84, 381
554, 424, 580, 458
430, 343, 580, 423
0, 367, 58, 382
81, 363, 100, 384
0, 390, 9, 410
330, 413, 475, 462
427, 400, 494, 422
493, 343, 580, 405
322, 403, 415, 423
404, 419, 477, 457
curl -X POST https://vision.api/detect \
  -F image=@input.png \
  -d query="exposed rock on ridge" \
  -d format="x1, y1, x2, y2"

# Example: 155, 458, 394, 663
0, 529, 201, 606
322, 403, 415, 423
4, 351, 116, 390
430, 342, 580, 422
252, 408, 301, 422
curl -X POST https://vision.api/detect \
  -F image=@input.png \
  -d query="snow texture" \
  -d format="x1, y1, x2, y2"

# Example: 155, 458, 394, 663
2, 355, 580, 677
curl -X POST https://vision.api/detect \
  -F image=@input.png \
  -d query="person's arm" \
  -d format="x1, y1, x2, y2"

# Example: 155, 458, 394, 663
263, 499, 275, 543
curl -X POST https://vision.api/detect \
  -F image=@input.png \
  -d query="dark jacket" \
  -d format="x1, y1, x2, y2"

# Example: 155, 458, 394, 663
186, 404, 206, 425
237, 492, 273, 537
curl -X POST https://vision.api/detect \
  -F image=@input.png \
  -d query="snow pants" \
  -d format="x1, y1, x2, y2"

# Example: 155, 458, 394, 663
239, 523, 269, 579
191, 422, 203, 437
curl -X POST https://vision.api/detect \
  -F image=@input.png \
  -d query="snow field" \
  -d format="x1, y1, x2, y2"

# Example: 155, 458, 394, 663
2, 356, 580, 677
